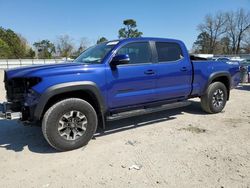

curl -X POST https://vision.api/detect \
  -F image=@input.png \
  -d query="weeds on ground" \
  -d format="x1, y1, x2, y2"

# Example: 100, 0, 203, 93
178, 124, 206, 134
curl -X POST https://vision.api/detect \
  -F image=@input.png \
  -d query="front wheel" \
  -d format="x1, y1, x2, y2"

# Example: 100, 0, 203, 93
42, 98, 98, 151
201, 82, 228, 114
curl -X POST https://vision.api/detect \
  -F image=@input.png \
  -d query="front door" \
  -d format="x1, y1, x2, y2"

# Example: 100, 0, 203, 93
106, 42, 157, 109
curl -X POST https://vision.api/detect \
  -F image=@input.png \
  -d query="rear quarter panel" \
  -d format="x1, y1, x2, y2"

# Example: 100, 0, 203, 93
192, 60, 240, 96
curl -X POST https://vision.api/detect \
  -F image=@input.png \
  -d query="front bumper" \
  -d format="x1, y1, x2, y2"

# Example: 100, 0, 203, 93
0, 102, 22, 120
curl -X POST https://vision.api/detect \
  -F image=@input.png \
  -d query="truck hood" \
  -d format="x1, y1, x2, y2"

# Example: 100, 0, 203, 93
5, 62, 102, 80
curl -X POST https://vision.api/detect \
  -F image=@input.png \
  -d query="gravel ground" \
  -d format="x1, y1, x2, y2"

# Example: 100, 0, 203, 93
0, 70, 250, 188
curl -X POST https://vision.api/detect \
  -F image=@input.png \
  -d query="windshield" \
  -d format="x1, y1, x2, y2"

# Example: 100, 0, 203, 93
74, 42, 117, 64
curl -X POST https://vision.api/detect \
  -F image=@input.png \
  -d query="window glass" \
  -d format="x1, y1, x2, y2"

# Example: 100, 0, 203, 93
117, 42, 151, 64
74, 42, 116, 64
156, 42, 183, 62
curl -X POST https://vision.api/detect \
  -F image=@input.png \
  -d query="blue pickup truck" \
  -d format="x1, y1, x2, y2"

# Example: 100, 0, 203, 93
0, 38, 241, 151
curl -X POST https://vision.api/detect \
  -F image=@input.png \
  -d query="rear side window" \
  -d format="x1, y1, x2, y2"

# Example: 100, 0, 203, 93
117, 42, 151, 64
156, 42, 183, 62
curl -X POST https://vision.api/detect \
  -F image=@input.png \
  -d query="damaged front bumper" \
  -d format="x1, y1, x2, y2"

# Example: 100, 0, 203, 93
0, 102, 22, 120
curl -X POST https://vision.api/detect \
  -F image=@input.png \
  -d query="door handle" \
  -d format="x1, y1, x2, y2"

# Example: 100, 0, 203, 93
180, 67, 188, 72
144, 70, 155, 75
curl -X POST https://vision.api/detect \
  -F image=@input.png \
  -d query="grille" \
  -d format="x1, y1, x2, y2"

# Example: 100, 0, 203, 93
5, 78, 26, 102
5, 77, 41, 102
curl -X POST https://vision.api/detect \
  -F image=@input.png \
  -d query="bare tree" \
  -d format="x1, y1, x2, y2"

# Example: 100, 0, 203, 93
242, 30, 250, 53
226, 8, 250, 54
73, 37, 90, 57
78, 37, 89, 52
56, 35, 74, 58
198, 12, 227, 53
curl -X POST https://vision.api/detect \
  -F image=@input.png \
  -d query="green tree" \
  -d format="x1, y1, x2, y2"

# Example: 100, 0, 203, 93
19, 35, 37, 58
26, 48, 36, 58
97, 37, 108, 44
0, 27, 26, 58
118, 19, 143, 38
0, 38, 11, 58
192, 32, 211, 53
33, 40, 55, 58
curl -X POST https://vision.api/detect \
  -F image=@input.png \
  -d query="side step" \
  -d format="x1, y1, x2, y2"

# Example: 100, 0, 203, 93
107, 101, 191, 121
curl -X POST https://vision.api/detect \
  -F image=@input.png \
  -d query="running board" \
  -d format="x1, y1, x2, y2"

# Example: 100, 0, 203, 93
107, 101, 191, 121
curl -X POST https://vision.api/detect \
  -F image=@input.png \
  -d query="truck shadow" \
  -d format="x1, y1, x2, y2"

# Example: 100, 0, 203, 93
0, 100, 205, 154
236, 84, 250, 91
95, 100, 206, 137
0, 120, 56, 153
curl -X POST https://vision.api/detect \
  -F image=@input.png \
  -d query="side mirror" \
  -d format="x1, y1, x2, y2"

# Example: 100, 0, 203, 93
110, 54, 130, 68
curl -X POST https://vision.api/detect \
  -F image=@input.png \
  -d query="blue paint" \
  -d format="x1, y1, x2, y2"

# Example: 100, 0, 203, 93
5, 37, 241, 111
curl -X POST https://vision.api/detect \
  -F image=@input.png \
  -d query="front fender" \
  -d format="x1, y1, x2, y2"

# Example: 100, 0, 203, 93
34, 81, 106, 120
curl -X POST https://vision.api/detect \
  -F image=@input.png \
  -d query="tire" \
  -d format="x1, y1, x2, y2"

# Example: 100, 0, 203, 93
42, 98, 98, 151
201, 82, 228, 114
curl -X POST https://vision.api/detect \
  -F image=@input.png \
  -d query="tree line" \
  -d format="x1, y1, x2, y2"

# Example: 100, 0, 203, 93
193, 8, 250, 54
0, 19, 142, 59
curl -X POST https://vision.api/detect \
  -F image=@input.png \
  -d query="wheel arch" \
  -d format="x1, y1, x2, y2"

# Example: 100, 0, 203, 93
34, 81, 106, 124
206, 71, 231, 100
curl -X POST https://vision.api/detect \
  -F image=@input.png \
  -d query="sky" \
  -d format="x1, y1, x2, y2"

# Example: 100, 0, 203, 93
0, 0, 249, 50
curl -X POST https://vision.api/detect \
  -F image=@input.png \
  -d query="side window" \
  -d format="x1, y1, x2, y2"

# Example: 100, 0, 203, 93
156, 42, 183, 62
117, 42, 151, 64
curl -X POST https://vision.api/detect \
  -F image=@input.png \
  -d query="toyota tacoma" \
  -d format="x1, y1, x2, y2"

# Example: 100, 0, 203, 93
0, 38, 241, 151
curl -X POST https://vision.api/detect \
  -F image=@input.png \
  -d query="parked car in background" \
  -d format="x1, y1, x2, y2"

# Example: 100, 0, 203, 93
214, 57, 231, 61
239, 60, 250, 83
239, 60, 250, 72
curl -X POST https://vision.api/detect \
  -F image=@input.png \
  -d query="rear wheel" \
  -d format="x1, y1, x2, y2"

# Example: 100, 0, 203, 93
201, 82, 228, 113
42, 98, 97, 151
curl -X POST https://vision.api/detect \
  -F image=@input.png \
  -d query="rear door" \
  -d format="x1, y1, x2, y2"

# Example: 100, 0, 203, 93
106, 41, 157, 109
154, 42, 192, 101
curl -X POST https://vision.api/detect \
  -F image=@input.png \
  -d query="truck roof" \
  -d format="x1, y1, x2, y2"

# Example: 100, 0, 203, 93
109, 37, 183, 44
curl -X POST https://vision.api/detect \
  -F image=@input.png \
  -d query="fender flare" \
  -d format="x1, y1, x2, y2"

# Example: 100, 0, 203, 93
34, 81, 106, 120
203, 71, 231, 98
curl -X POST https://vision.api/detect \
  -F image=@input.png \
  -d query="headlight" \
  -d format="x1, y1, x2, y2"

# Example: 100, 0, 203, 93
26, 77, 42, 89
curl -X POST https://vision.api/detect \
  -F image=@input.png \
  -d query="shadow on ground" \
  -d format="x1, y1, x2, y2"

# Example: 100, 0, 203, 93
95, 101, 206, 137
0, 101, 205, 154
0, 120, 57, 154
236, 84, 250, 91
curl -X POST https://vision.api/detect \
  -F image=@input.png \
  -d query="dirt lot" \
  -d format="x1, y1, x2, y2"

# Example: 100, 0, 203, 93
0, 70, 250, 188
